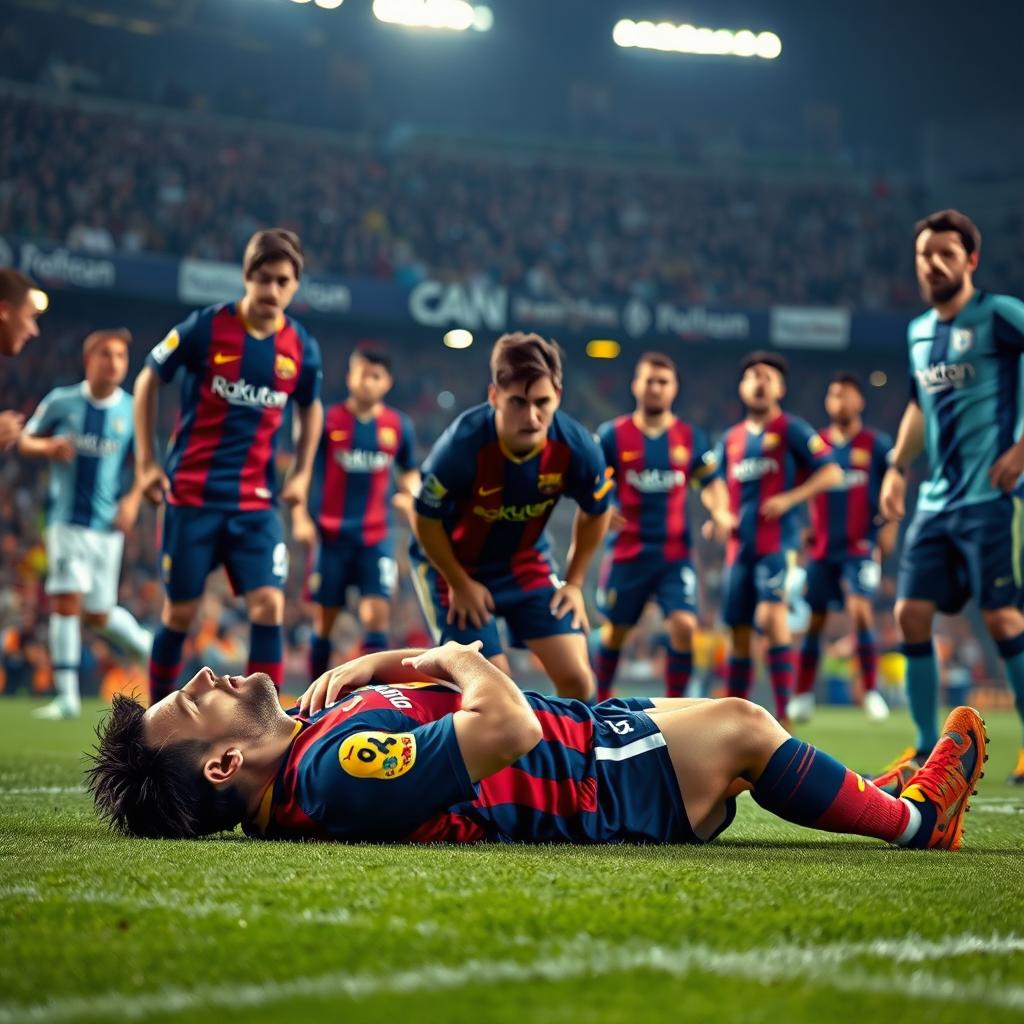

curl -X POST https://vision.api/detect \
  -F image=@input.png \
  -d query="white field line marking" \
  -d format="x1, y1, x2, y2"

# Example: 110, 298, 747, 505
0, 787, 85, 796
0, 933, 1022, 1023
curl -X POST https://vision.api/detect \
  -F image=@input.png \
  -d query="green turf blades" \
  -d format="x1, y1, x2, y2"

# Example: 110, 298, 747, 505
1, 698, 1023, 1024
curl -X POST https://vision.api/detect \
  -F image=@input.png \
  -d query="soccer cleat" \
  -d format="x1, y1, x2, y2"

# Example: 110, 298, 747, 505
32, 699, 79, 720
1008, 748, 1024, 786
786, 692, 815, 724
863, 689, 890, 722
871, 746, 921, 797
900, 706, 988, 851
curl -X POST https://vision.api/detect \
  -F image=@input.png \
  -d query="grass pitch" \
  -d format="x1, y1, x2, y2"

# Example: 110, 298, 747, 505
1, 696, 1023, 1024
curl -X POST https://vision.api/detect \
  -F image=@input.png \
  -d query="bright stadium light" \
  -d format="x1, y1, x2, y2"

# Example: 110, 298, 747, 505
314, 0, 344, 7
373, 0, 491, 32
443, 329, 474, 349
586, 339, 621, 359
612, 19, 782, 59
870, 371, 888, 388
29, 288, 49, 313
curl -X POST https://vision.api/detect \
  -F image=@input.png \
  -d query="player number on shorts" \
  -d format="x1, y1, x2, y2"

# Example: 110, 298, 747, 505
272, 542, 289, 579
858, 560, 881, 592
379, 557, 398, 593
680, 566, 697, 604
609, 720, 634, 736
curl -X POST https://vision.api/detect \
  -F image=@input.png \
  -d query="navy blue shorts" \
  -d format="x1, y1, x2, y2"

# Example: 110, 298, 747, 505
161, 505, 286, 603
722, 551, 792, 627
596, 555, 698, 627
805, 555, 881, 612
309, 537, 396, 606
591, 696, 736, 844
411, 560, 579, 659
897, 498, 1023, 614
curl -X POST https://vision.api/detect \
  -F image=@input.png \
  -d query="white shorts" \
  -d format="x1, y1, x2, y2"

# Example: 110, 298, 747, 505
45, 522, 124, 614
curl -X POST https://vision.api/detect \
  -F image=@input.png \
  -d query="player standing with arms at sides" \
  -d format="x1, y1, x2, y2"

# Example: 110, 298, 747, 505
411, 333, 612, 702
291, 347, 419, 678
878, 209, 1024, 788
788, 373, 895, 723
592, 352, 734, 702
0, 268, 48, 451
133, 229, 323, 701
18, 329, 152, 718
718, 352, 842, 721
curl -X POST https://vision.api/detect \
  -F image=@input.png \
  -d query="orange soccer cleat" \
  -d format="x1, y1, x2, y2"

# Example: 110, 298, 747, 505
900, 706, 988, 851
871, 746, 921, 797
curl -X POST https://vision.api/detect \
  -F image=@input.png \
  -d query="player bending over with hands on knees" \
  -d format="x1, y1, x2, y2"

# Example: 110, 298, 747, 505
88, 641, 987, 850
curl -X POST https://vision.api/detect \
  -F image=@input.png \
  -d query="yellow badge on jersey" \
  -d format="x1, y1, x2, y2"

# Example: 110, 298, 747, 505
339, 731, 416, 780
275, 354, 297, 380
538, 472, 563, 494
763, 433, 780, 451
670, 444, 690, 466
379, 425, 398, 449
808, 434, 827, 455
150, 329, 180, 365
851, 447, 871, 468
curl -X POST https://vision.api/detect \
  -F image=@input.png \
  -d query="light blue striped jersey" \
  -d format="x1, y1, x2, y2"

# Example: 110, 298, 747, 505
907, 291, 1024, 513
24, 382, 135, 531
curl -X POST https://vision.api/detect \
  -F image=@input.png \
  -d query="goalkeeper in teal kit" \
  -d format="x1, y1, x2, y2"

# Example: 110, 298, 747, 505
877, 209, 1024, 790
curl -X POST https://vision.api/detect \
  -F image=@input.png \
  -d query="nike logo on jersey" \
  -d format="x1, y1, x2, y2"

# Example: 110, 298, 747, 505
329, 430, 349, 441
620, 451, 642, 462
477, 485, 503, 496
213, 353, 242, 365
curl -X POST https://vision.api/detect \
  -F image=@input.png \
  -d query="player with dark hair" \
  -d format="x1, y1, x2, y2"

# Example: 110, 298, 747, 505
788, 372, 895, 723
410, 332, 611, 701
133, 229, 323, 702
86, 640, 987, 853
292, 346, 419, 677
717, 351, 842, 721
0, 267, 48, 451
878, 208, 1024, 788
17, 329, 151, 718
592, 352, 734, 701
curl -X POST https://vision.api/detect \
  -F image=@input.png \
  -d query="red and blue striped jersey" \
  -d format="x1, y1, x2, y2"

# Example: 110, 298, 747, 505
310, 402, 416, 545
808, 426, 891, 560
597, 414, 719, 563
719, 412, 834, 563
245, 684, 679, 844
413, 403, 612, 589
146, 303, 322, 511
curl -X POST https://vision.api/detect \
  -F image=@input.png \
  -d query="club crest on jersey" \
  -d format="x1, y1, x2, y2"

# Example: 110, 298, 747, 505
851, 448, 871, 468
111, 417, 125, 435
537, 471, 563, 494
951, 327, 974, 354
274, 354, 298, 380
378, 425, 397, 449
339, 731, 416, 780
150, 329, 179, 365
762, 433, 780, 451
670, 444, 689, 466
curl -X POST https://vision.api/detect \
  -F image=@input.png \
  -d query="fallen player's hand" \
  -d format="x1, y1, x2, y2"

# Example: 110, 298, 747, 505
401, 640, 484, 682
550, 582, 589, 632
298, 659, 377, 717
448, 579, 495, 630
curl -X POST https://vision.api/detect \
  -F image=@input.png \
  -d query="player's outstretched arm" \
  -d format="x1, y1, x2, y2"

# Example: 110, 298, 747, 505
402, 641, 542, 782
16, 431, 74, 462
132, 366, 170, 505
699, 478, 735, 544
415, 515, 495, 629
879, 401, 925, 522
551, 507, 610, 630
281, 399, 324, 507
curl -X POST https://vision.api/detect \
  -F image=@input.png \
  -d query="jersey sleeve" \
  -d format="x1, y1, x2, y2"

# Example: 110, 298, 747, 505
293, 334, 323, 408
301, 715, 477, 841
396, 413, 418, 473
786, 416, 835, 471
415, 421, 477, 520
992, 295, 1024, 353
566, 426, 612, 514
145, 309, 207, 381
23, 389, 63, 436
690, 425, 721, 488
872, 431, 894, 476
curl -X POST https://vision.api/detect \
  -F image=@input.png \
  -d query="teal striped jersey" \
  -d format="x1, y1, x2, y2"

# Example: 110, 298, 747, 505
23, 382, 135, 531
907, 291, 1024, 514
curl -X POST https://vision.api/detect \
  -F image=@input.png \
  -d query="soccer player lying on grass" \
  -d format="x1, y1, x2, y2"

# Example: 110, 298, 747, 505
87, 641, 987, 850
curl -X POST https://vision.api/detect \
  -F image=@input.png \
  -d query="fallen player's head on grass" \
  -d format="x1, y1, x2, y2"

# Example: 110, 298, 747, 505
86, 669, 296, 839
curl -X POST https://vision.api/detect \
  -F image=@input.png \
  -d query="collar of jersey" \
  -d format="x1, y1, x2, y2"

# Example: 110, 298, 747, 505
234, 303, 284, 339
498, 435, 548, 464
250, 719, 303, 835
631, 412, 676, 440
79, 380, 124, 410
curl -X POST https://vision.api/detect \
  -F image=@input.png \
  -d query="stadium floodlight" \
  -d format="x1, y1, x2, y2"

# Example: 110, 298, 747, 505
29, 289, 49, 313
373, 0, 492, 32
314, 0, 344, 8
612, 18, 782, 59
289, 0, 313, 4
586, 339, 621, 359
869, 371, 888, 388
443, 329, 474, 349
